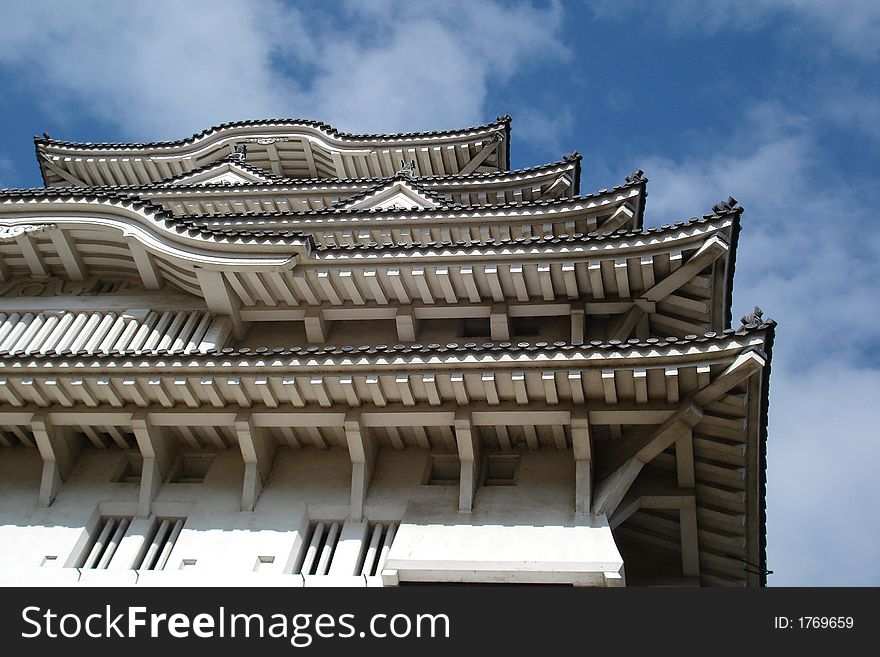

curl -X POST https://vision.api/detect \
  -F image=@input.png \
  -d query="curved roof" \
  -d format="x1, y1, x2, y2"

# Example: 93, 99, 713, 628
35, 116, 513, 187
35, 116, 513, 151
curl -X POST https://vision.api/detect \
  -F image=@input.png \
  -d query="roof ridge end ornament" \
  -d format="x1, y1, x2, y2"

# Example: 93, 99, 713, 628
563, 151, 580, 162
396, 159, 418, 180
712, 196, 742, 213
625, 169, 646, 184
496, 114, 512, 123
229, 144, 247, 163
740, 306, 765, 329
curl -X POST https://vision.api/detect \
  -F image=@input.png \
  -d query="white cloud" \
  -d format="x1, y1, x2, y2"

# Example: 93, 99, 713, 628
0, 0, 567, 139
513, 106, 574, 158
766, 366, 880, 585
588, 0, 880, 60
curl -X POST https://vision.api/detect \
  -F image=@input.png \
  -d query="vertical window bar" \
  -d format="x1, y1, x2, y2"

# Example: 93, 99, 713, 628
315, 522, 340, 576
96, 517, 129, 570
154, 518, 185, 571
82, 518, 116, 569
359, 524, 384, 576
376, 524, 397, 575
139, 518, 172, 571
300, 522, 325, 576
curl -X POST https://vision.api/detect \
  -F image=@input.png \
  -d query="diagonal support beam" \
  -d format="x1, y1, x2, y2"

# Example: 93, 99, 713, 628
610, 305, 644, 341
600, 202, 635, 233
236, 413, 278, 512
693, 349, 766, 405
594, 346, 765, 518
642, 235, 729, 302
458, 138, 499, 176
345, 413, 377, 521
126, 237, 162, 289
39, 154, 88, 186
16, 233, 49, 278
49, 230, 87, 281
593, 402, 703, 517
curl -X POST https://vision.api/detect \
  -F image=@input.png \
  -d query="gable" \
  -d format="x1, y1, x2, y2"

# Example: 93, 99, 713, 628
166, 162, 273, 186
341, 180, 446, 211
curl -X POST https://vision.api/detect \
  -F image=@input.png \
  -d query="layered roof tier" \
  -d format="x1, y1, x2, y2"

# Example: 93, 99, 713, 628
35, 117, 512, 186
0, 116, 773, 587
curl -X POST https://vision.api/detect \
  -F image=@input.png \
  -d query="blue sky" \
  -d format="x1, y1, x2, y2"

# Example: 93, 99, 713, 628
1, 0, 878, 585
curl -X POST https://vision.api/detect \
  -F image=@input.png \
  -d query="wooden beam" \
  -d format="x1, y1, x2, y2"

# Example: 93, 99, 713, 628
32, 413, 84, 507
422, 373, 442, 407
680, 505, 701, 577
675, 428, 696, 488
693, 349, 766, 406
304, 308, 330, 343
265, 142, 283, 176
609, 480, 696, 529
345, 414, 377, 522
484, 265, 504, 302
49, 230, 87, 281
537, 263, 554, 301
459, 266, 481, 303
511, 371, 528, 405
593, 402, 703, 517
571, 307, 585, 343
435, 267, 457, 304
571, 413, 592, 514
236, 412, 278, 512
489, 304, 510, 341
39, 154, 88, 186
642, 235, 728, 302
458, 140, 499, 176
411, 268, 434, 305
194, 268, 243, 338
386, 268, 410, 304
588, 262, 604, 299
614, 259, 630, 298
301, 138, 318, 178
481, 373, 499, 405
395, 306, 419, 342
601, 203, 635, 233
455, 411, 480, 512
131, 412, 179, 517
542, 371, 559, 405
611, 305, 643, 341
16, 233, 49, 278
509, 265, 528, 302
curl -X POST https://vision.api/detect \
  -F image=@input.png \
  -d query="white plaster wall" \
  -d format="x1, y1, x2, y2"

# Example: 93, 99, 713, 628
0, 446, 622, 586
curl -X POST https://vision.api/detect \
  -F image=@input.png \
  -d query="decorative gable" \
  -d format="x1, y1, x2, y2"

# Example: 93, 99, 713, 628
165, 161, 274, 187
336, 179, 448, 211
